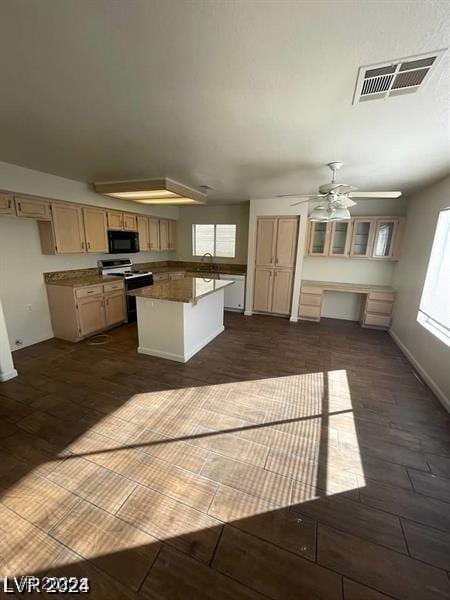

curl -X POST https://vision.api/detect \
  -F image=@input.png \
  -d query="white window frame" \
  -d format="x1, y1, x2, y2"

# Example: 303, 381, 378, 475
192, 224, 237, 258
417, 207, 450, 347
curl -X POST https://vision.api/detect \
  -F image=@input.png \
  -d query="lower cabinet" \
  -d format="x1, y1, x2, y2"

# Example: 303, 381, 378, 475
46, 281, 125, 342
253, 267, 294, 315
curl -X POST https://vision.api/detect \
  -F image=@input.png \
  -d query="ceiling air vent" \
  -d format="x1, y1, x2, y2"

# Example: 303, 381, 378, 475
353, 49, 446, 104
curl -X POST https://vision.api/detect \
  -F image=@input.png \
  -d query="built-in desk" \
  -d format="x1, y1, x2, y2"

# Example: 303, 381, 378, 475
299, 280, 395, 329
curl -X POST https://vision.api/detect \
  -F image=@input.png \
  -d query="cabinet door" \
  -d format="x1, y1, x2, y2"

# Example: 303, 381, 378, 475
168, 220, 177, 251
0, 192, 14, 215
159, 219, 169, 251
255, 218, 277, 266
272, 269, 294, 315
349, 218, 375, 258
83, 208, 108, 253
137, 216, 150, 251
329, 221, 352, 257
371, 219, 398, 260
149, 218, 160, 251
107, 211, 123, 230
253, 268, 273, 312
123, 214, 138, 231
77, 296, 106, 336
104, 292, 125, 326
275, 218, 298, 267
15, 196, 51, 220
51, 204, 85, 253
308, 222, 331, 255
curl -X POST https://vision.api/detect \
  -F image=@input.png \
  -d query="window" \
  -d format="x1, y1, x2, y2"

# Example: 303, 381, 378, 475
192, 224, 236, 258
417, 208, 450, 346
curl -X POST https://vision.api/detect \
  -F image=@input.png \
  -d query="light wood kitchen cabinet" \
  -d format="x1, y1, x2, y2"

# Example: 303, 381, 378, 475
253, 216, 298, 316
159, 219, 169, 251
51, 204, 86, 253
0, 192, 14, 215
253, 268, 273, 313
107, 211, 124, 230
349, 218, 376, 258
168, 220, 177, 251
46, 280, 125, 341
371, 218, 399, 260
308, 221, 331, 256
271, 269, 294, 315
123, 213, 138, 231
149, 218, 160, 251
15, 195, 51, 220
104, 291, 126, 326
329, 221, 352, 256
83, 207, 108, 253
255, 218, 277, 266
137, 216, 150, 251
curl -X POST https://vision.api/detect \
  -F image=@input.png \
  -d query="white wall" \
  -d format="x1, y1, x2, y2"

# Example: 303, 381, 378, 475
391, 175, 450, 410
175, 204, 249, 264
0, 161, 178, 350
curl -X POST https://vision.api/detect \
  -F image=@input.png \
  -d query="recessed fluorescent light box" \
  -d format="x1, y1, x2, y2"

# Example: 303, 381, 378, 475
93, 178, 207, 205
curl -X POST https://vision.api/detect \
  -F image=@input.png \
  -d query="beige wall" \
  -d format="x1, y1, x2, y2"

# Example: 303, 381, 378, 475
0, 161, 177, 350
175, 204, 249, 264
391, 175, 450, 410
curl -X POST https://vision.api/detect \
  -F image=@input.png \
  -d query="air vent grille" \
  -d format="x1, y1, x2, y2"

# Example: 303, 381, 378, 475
353, 50, 446, 104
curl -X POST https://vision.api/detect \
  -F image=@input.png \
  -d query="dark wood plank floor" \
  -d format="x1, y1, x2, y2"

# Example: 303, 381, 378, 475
0, 313, 449, 599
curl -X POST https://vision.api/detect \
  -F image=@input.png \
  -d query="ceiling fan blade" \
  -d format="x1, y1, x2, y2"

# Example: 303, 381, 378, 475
277, 193, 323, 199
333, 184, 357, 194
290, 198, 313, 206
348, 191, 402, 198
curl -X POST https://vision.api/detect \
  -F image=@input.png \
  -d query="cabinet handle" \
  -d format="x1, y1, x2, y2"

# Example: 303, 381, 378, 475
8, 199, 11, 209
81, 241, 85, 250
17, 202, 22, 212
87, 241, 91, 249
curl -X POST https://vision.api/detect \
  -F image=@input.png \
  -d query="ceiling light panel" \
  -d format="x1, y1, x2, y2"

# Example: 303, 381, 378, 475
93, 178, 207, 205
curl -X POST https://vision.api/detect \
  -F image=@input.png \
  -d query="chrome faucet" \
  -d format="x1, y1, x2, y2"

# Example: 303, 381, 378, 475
201, 252, 215, 271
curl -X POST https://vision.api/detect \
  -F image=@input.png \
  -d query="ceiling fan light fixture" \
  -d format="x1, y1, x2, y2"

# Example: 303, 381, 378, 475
309, 204, 331, 221
329, 206, 351, 220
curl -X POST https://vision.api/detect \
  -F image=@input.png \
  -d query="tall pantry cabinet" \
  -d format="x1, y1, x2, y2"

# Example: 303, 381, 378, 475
253, 216, 299, 316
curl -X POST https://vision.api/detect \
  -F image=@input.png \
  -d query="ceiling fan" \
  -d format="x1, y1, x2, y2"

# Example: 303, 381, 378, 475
278, 162, 401, 221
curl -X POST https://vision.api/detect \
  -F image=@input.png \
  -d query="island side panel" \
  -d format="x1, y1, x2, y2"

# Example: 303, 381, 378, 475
183, 289, 225, 361
136, 297, 185, 361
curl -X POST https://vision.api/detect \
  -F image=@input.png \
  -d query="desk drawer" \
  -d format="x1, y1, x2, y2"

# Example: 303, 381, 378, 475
364, 313, 391, 328
366, 299, 393, 315
301, 285, 322, 294
103, 281, 124, 293
299, 304, 321, 319
368, 291, 395, 302
75, 285, 103, 299
300, 293, 322, 307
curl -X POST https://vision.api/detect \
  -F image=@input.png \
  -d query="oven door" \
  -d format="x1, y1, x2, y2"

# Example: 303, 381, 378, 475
108, 230, 140, 253
125, 274, 153, 322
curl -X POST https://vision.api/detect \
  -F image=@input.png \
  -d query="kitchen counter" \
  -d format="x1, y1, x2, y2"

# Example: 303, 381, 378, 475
45, 274, 122, 287
128, 276, 233, 304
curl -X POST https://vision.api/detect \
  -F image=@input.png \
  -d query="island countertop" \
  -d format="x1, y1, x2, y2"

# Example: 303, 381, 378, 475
128, 276, 234, 304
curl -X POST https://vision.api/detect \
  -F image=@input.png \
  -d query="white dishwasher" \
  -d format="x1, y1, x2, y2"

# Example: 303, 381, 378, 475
220, 274, 246, 311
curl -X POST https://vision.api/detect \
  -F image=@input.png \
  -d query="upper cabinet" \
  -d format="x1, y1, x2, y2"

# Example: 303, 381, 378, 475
306, 216, 404, 261
159, 219, 169, 251
123, 214, 138, 231
107, 211, 138, 231
15, 195, 51, 220
168, 220, 177, 252
83, 207, 108, 253
0, 192, 14, 215
149, 218, 160, 251
255, 218, 277, 266
308, 222, 331, 256
137, 216, 150, 251
276, 218, 298, 267
39, 204, 86, 254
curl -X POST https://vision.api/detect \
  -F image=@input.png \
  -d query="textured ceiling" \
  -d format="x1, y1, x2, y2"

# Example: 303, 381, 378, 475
0, 0, 449, 204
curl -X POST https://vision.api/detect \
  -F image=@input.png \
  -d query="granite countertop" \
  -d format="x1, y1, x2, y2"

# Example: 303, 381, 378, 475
128, 276, 234, 304
301, 280, 394, 292
46, 274, 123, 287
141, 264, 247, 276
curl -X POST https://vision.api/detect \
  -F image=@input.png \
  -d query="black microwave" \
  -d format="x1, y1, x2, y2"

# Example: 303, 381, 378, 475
108, 230, 140, 253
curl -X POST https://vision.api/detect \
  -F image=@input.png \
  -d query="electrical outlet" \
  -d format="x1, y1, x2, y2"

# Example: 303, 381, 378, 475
15, 339, 23, 346
27, 304, 33, 312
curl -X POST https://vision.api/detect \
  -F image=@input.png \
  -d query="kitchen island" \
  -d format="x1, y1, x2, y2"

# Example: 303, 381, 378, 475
128, 276, 234, 362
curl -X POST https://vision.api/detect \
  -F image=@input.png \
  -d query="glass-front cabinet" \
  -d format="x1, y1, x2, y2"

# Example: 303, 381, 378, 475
349, 218, 376, 258
329, 221, 352, 256
308, 222, 331, 256
371, 219, 398, 260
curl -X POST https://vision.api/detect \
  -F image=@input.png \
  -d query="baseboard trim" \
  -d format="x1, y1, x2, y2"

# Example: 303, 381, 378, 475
389, 329, 450, 412
138, 326, 225, 363
0, 368, 18, 382
244, 310, 253, 316
289, 316, 298, 323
